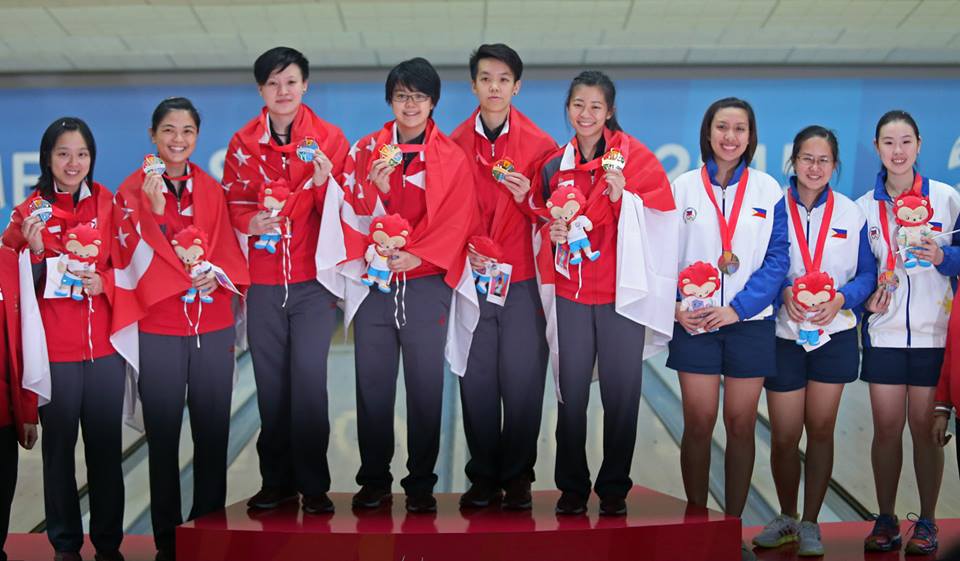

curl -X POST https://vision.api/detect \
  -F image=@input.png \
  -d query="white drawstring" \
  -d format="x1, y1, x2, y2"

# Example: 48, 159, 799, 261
574, 261, 583, 300
86, 297, 95, 362
183, 299, 203, 349
393, 271, 407, 329
281, 218, 292, 308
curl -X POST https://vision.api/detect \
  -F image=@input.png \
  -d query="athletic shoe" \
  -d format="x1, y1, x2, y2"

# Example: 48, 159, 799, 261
502, 479, 532, 511
458, 482, 501, 509
405, 492, 437, 513
302, 493, 335, 514
351, 485, 392, 509
598, 495, 627, 516
94, 551, 126, 561
554, 491, 587, 515
246, 487, 298, 510
905, 513, 939, 555
797, 521, 825, 557
751, 514, 799, 548
864, 513, 902, 552
54, 553, 83, 561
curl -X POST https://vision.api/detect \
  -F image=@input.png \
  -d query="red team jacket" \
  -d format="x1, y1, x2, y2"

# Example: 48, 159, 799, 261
0, 247, 38, 445
449, 108, 557, 283
223, 105, 349, 286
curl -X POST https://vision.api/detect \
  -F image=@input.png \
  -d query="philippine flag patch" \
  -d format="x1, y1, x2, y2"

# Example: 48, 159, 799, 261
752, 207, 767, 219
831, 228, 848, 239
931, 221, 943, 232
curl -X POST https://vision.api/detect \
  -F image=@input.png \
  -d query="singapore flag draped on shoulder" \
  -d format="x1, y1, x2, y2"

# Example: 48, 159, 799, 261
111, 166, 250, 427
532, 130, 679, 399
3, 183, 115, 408
336, 120, 480, 375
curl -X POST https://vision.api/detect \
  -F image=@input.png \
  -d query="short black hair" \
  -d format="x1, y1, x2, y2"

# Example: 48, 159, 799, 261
384, 57, 441, 107
254, 47, 309, 85
469, 43, 523, 81
699, 97, 758, 166
35, 117, 97, 201
151, 97, 201, 131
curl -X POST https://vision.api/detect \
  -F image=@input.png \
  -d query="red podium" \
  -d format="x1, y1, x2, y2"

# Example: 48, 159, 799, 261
176, 486, 740, 561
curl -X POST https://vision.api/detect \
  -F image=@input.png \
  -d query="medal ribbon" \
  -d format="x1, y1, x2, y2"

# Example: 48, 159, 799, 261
699, 165, 750, 256
787, 188, 835, 273
876, 173, 923, 273
162, 163, 194, 183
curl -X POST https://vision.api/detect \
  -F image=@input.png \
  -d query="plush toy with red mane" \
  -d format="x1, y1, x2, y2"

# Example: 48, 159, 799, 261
894, 191, 935, 270
363, 214, 411, 293
677, 261, 720, 334
791, 270, 836, 347
254, 179, 290, 254
546, 185, 599, 265
55, 224, 101, 301
172, 225, 216, 304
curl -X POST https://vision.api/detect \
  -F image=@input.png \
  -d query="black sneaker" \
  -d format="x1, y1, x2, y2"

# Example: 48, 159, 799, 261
598, 495, 627, 516
246, 487, 298, 510
459, 482, 502, 509
555, 491, 587, 515
352, 485, 392, 509
302, 493, 335, 514
95, 551, 126, 561
54, 553, 83, 561
405, 492, 438, 513
154, 549, 175, 561
502, 479, 532, 511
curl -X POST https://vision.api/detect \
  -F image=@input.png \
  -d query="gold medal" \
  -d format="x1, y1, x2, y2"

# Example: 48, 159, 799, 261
378, 144, 403, 168
491, 158, 515, 182
601, 148, 626, 172
878, 270, 899, 293
717, 251, 740, 275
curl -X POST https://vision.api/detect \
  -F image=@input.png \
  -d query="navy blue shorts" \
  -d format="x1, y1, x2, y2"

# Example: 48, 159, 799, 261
860, 346, 945, 387
766, 328, 860, 392
666, 320, 776, 378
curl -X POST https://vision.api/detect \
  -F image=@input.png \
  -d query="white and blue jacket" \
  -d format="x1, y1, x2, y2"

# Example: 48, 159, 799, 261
775, 179, 876, 340
856, 171, 960, 349
672, 160, 790, 321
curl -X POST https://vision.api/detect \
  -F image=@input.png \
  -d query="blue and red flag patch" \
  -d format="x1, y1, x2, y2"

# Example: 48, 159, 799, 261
831, 228, 847, 239
752, 207, 767, 218
931, 221, 943, 232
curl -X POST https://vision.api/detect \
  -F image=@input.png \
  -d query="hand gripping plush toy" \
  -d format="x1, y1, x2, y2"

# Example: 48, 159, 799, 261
362, 214, 411, 293
172, 226, 215, 304
546, 185, 600, 265
678, 261, 720, 313
254, 179, 290, 254
791, 271, 836, 347
467, 235, 503, 295
894, 191, 935, 269
55, 224, 101, 301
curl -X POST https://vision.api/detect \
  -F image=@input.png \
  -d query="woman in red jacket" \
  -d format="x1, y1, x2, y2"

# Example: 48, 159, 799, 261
111, 97, 249, 561
0, 246, 39, 561
5, 117, 124, 561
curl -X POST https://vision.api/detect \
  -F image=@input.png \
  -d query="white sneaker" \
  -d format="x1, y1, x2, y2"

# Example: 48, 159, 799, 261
798, 521, 825, 557
752, 514, 800, 548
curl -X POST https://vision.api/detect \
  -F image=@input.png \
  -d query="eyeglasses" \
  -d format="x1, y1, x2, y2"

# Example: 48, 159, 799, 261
797, 155, 834, 167
392, 92, 431, 104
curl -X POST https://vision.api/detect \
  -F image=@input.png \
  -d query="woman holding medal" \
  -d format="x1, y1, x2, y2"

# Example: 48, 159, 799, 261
751, 127, 875, 557
668, 99, 789, 547
856, 110, 960, 555
3, 118, 125, 561
531, 71, 676, 516
223, 47, 349, 516
339, 57, 478, 514
449, 43, 557, 510
110, 97, 249, 561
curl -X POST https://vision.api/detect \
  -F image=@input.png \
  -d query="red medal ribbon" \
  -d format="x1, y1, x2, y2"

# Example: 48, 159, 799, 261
876, 173, 923, 273
787, 188, 835, 273
163, 163, 194, 183
700, 165, 750, 256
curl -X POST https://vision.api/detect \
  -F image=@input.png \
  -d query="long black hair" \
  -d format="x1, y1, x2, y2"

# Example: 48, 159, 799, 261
699, 97, 758, 166
565, 70, 622, 132
35, 117, 96, 201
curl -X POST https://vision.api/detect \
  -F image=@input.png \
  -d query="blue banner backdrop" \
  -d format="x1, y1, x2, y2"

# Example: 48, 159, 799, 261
1, 77, 959, 226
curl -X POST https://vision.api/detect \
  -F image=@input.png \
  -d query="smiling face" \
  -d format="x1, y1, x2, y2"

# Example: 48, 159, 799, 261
50, 130, 91, 192
875, 120, 920, 176
567, 85, 612, 142
794, 136, 836, 193
259, 64, 306, 122
709, 107, 750, 167
391, 87, 434, 138
895, 197, 931, 225
151, 109, 197, 171
472, 58, 519, 115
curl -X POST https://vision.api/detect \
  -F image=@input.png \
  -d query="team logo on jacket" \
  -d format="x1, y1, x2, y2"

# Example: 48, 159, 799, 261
869, 226, 880, 241
683, 207, 697, 223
